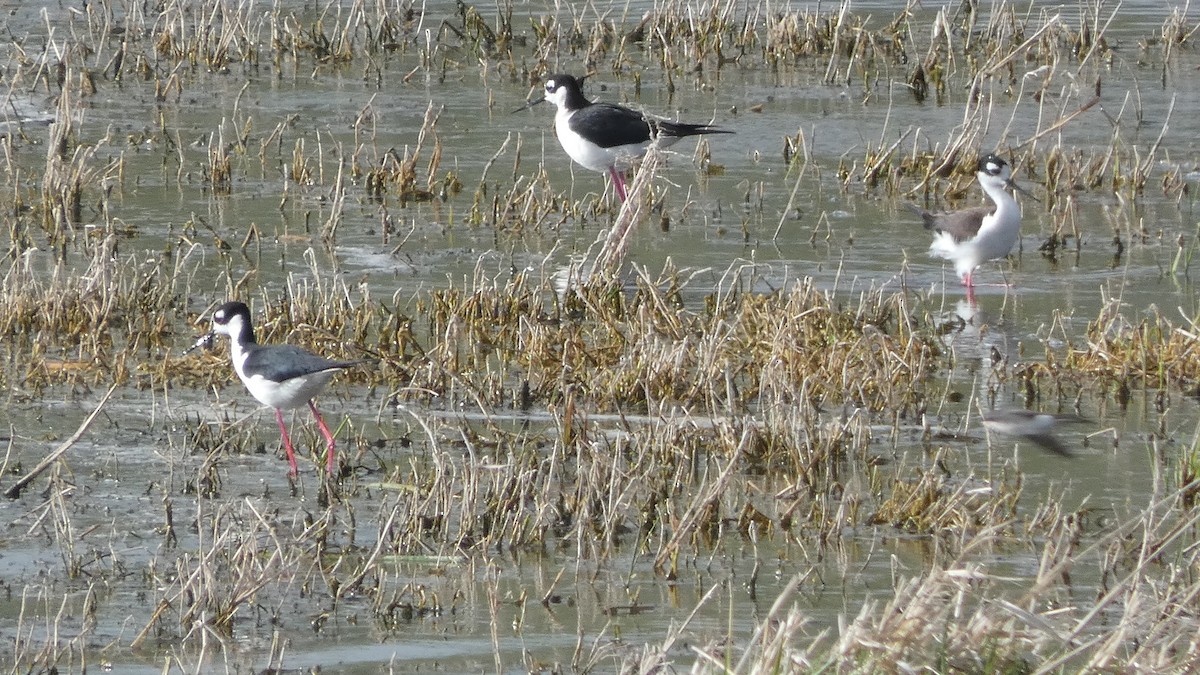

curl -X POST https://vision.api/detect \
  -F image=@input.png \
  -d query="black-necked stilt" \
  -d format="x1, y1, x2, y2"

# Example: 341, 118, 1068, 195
190, 301, 363, 476
520, 73, 731, 202
982, 410, 1086, 457
909, 153, 1026, 299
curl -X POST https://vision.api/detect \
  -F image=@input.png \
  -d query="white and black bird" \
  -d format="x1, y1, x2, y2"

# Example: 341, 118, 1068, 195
190, 301, 363, 476
521, 73, 731, 202
982, 410, 1086, 458
909, 153, 1026, 299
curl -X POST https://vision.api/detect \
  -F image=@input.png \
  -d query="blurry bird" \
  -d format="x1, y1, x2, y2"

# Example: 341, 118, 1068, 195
982, 410, 1087, 457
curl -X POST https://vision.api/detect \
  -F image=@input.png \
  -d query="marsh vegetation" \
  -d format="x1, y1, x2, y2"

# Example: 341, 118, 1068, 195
2, 0, 1200, 672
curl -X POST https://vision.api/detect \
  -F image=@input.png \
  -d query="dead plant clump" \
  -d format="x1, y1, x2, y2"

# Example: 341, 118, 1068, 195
381, 264, 942, 420
1021, 301, 1200, 403
675, 475, 1200, 674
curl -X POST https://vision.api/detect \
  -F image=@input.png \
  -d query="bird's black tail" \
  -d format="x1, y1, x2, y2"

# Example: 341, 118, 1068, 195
905, 202, 937, 230
654, 120, 733, 138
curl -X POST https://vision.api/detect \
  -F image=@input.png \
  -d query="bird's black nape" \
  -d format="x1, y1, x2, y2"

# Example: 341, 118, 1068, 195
977, 153, 1008, 176
513, 73, 592, 113
542, 73, 592, 111
977, 151, 1038, 201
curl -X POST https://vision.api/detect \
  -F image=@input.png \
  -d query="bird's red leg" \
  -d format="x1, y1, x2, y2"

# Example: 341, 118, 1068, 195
609, 166, 627, 202
964, 272, 977, 303
275, 408, 299, 476
309, 400, 337, 475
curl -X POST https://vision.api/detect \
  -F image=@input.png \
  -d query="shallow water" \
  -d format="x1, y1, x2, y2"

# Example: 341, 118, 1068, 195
2, 0, 1200, 672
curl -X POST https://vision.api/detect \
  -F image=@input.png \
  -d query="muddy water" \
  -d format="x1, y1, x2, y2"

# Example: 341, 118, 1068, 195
1, 1, 1199, 672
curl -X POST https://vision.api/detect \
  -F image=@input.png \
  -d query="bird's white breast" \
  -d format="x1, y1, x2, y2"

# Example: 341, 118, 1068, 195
241, 370, 338, 410
228, 341, 337, 410
555, 109, 649, 173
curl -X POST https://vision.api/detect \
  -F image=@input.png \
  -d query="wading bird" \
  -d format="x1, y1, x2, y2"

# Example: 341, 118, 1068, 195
909, 153, 1027, 300
189, 301, 363, 476
520, 73, 731, 202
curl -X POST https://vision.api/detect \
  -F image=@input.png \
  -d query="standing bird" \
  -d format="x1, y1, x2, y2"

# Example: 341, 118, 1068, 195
520, 73, 731, 202
190, 301, 363, 476
909, 153, 1026, 300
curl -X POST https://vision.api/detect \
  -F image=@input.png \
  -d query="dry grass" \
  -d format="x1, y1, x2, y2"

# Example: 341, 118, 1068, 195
0, 0, 1198, 673
683, 472, 1200, 674
8, 250, 1199, 670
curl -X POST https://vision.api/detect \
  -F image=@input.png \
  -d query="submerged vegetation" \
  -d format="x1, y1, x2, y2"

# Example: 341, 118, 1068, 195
1, 0, 1200, 672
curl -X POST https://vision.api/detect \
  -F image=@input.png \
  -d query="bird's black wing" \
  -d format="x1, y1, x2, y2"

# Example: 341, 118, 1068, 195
908, 203, 993, 243
567, 103, 653, 149
243, 344, 360, 383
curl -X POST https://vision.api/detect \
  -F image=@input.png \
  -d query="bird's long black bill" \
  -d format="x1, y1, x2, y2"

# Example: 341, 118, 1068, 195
1007, 178, 1040, 202
512, 96, 545, 114
184, 331, 216, 356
